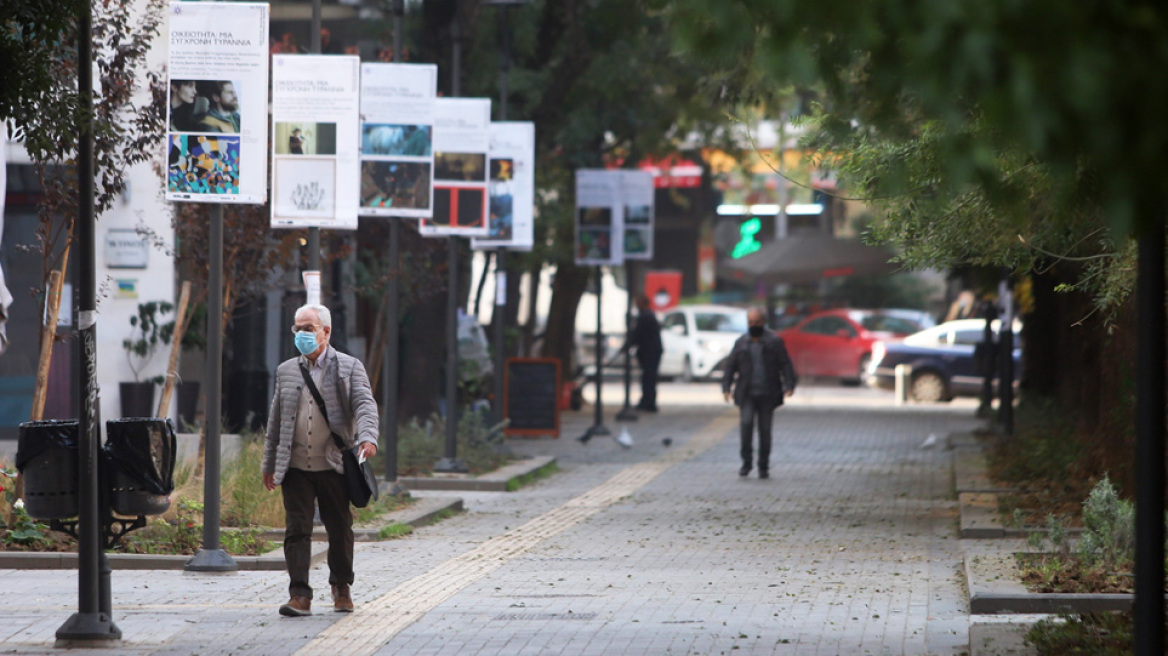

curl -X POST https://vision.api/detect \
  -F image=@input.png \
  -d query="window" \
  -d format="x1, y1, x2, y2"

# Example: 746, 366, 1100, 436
802, 316, 854, 337
663, 313, 687, 335
694, 312, 747, 333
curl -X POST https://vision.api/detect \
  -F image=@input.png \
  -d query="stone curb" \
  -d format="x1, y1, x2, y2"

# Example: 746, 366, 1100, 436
964, 541, 1137, 614
0, 496, 465, 571
398, 455, 557, 492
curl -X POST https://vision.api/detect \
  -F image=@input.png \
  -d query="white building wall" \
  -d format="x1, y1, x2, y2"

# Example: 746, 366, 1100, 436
95, 0, 176, 425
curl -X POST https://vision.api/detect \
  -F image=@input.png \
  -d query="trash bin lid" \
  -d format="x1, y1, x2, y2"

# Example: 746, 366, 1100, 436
15, 420, 79, 472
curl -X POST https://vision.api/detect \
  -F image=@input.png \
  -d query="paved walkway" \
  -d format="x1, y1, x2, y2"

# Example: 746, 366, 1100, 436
0, 386, 982, 655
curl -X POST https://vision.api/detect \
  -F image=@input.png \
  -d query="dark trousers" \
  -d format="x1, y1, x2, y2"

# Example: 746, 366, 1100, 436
637, 351, 661, 409
281, 468, 354, 599
739, 395, 777, 471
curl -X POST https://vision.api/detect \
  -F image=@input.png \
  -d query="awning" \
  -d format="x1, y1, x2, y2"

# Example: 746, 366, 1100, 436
718, 235, 900, 286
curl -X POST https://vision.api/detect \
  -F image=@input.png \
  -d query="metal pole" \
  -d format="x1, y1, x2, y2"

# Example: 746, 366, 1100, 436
978, 301, 998, 418
185, 205, 236, 571
305, 0, 322, 281
1134, 225, 1165, 656
56, 1, 120, 639
617, 262, 638, 421
592, 267, 609, 436
491, 5, 511, 428
381, 0, 405, 492
997, 277, 1014, 438
434, 12, 467, 473
435, 238, 467, 472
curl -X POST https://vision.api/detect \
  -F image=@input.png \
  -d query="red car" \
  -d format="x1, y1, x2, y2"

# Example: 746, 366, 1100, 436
778, 309, 925, 383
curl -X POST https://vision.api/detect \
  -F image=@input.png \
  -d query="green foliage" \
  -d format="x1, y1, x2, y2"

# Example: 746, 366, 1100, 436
121, 499, 204, 554
1076, 476, 1134, 569
2, 503, 51, 549
505, 462, 559, 492
220, 436, 284, 528
0, 0, 74, 126
122, 301, 175, 384
394, 412, 510, 477
377, 523, 414, 540
664, 0, 1168, 237
1027, 612, 1135, 655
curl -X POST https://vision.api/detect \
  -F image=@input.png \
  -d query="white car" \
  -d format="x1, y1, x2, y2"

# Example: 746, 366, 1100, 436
658, 305, 749, 382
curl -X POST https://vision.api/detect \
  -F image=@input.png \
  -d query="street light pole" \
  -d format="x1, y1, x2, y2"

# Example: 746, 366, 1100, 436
56, 0, 120, 640
434, 10, 467, 473
306, 0, 322, 280
381, 0, 406, 493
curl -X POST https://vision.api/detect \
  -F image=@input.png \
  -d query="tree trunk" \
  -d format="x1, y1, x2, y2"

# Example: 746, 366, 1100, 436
540, 264, 590, 380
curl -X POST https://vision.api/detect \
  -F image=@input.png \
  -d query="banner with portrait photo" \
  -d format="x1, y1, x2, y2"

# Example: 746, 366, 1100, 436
166, 1, 270, 204
359, 63, 438, 218
270, 54, 361, 229
620, 170, 655, 261
472, 121, 535, 252
575, 169, 624, 266
419, 98, 492, 237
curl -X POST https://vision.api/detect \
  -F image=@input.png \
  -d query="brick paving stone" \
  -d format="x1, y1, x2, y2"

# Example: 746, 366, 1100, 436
0, 388, 980, 655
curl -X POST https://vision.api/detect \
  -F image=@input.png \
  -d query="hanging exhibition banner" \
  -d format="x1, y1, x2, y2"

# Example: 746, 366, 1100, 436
358, 63, 438, 219
270, 54, 361, 229
620, 170, 655, 260
165, 1, 270, 204
574, 169, 624, 266
472, 121, 536, 251
419, 98, 492, 237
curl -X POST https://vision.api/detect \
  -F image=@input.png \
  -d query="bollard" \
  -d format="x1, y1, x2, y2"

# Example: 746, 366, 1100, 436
894, 364, 912, 405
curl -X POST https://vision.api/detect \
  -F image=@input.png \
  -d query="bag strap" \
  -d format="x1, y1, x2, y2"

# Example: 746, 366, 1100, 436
299, 361, 349, 452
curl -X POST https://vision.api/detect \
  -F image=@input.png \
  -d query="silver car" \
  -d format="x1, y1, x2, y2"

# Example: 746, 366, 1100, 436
658, 304, 748, 382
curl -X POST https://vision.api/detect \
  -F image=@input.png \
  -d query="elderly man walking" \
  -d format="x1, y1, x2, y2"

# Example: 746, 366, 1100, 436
262, 304, 379, 616
722, 307, 797, 479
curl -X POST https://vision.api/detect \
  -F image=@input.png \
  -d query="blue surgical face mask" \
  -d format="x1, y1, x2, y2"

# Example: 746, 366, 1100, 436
294, 330, 319, 355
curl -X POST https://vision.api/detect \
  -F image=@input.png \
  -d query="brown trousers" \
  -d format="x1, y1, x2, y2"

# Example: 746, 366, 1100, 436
281, 468, 354, 599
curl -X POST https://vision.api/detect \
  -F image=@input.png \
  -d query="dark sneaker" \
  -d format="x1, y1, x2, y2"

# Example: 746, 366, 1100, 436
759, 470, 769, 479
279, 596, 312, 617
332, 584, 354, 612
739, 464, 751, 477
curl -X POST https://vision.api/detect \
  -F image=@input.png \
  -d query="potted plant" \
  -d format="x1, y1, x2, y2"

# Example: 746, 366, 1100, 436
120, 301, 175, 418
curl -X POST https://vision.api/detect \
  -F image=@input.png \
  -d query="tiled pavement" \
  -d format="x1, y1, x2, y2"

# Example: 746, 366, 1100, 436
0, 385, 982, 655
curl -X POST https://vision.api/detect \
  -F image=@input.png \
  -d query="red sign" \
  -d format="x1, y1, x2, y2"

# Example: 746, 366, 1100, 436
644, 270, 683, 312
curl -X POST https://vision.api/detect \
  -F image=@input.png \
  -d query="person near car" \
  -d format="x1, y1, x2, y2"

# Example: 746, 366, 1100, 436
626, 294, 664, 412
262, 303, 379, 617
722, 308, 797, 479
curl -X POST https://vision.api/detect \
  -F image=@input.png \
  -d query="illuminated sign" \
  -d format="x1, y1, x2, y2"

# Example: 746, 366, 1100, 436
731, 217, 762, 259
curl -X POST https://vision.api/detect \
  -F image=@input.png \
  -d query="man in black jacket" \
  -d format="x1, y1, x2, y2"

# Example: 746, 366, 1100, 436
722, 308, 797, 478
627, 294, 663, 412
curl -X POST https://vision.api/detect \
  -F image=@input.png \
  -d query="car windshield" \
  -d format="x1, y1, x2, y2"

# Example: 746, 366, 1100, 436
694, 312, 747, 333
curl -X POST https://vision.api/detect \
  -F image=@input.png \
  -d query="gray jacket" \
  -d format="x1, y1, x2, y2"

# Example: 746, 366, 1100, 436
262, 347, 379, 485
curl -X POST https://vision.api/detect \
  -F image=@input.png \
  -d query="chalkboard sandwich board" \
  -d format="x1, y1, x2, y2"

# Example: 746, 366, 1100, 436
504, 357, 561, 438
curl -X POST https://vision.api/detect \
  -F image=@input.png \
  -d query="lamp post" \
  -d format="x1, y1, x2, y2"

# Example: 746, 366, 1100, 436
483, 0, 530, 429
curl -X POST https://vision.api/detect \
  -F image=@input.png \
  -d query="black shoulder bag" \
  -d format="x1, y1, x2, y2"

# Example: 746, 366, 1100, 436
298, 362, 379, 508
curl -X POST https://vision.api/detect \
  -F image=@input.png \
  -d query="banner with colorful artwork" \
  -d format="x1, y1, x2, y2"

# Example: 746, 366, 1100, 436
619, 170, 655, 260
418, 98, 492, 237
472, 121, 535, 251
165, 2, 269, 204
358, 63, 437, 219
574, 169, 624, 266
269, 55, 361, 229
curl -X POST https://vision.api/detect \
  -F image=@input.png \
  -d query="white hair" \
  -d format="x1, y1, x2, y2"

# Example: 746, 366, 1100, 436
295, 304, 332, 328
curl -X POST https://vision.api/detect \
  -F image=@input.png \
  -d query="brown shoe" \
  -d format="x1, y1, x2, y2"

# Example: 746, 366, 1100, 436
279, 595, 312, 617
332, 584, 354, 613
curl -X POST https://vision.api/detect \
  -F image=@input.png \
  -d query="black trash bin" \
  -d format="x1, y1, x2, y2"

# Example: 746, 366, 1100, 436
16, 420, 79, 520
104, 418, 177, 516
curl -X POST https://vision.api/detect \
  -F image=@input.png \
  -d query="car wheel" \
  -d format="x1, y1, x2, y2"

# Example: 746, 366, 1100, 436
679, 355, 694, 383
910, 371, 949, 403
